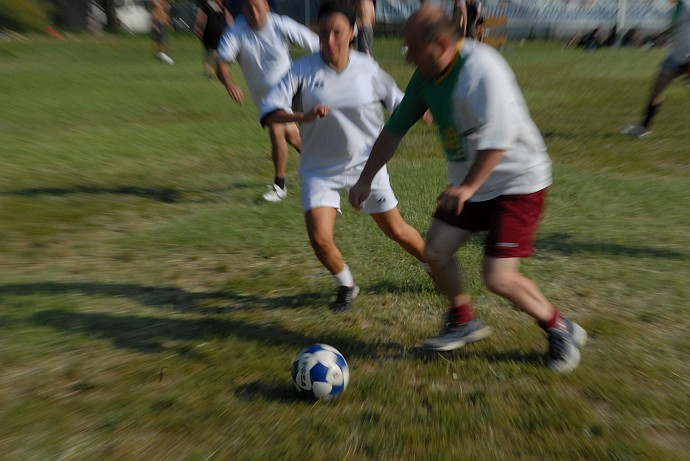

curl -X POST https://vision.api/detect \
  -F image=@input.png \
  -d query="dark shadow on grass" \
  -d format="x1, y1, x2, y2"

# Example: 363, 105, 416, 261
409, 346, 544, 366
542, 131, 584, 141
29, 308, 386, 358
0, 281, 327, 313
475, 349, 544, 366
537, 232, 687, 260
3, 186, 184, 203
366, 279, 436, 295
0, 183, 255, 204
235, 381, 302, 403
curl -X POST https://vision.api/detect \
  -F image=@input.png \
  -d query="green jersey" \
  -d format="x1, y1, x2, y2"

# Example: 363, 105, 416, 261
385, 40, 552, 201
386, 51, 468, 164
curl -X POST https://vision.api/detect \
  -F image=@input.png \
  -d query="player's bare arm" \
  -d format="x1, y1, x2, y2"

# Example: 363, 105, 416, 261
262, 105, 328, 125
216, 63, 244, 105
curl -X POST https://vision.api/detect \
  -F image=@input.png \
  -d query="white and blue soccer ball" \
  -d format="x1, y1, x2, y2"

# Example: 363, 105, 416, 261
291, 344, 349, 400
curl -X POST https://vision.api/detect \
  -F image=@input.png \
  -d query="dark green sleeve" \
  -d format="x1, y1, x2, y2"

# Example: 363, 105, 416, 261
385, 71, 428, 137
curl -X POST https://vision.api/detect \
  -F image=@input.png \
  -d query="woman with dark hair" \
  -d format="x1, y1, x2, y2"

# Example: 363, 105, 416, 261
260, 0, 428, 312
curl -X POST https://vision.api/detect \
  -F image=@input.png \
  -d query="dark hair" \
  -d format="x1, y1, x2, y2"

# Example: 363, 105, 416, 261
317, 0, 356, 27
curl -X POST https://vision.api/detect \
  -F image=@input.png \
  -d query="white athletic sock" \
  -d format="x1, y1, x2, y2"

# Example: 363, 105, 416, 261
333, 264, 354, 287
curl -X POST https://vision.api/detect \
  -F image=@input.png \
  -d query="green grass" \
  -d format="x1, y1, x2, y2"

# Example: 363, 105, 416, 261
1, 34, 688, 460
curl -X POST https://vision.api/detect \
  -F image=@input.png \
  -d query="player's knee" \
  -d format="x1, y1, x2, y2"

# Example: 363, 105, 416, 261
424, 240, 452, 266
309, 230, 335, 253
381, 223, 407, 243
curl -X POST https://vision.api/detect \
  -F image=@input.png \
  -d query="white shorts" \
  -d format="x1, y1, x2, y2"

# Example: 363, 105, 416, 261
301, 166, 398, 214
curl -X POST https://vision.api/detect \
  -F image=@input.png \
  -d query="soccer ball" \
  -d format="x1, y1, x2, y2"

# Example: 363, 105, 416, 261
291, 344, 349, 400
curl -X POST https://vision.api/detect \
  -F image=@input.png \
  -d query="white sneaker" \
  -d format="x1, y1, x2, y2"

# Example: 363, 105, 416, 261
156, 52, 174, 65
262, 184, 287, 202
619, 124, 650, 138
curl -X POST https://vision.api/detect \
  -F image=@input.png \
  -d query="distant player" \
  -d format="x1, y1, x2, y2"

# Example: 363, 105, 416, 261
453, 0, 483, 39
151, 0, 174, 64
355, 0, 376, 55
260, 0, 427, 312
216, 0, 319, 202
620, 0, 690, 138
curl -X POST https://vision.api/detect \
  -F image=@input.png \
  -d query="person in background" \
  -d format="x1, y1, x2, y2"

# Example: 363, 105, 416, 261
355, 0, 376, 55
350, 6, 587, 373
216, 0, 319, 202
620, 0, 690, 138
260, 0, 428, 312
151, 0, 174, 64
453, 0, 483, 39
194, 0, 234, 79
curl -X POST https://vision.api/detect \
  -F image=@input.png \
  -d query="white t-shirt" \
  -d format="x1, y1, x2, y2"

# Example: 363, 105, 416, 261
217, 13, 319, 107
260, 52, 404, 178
450, 40, 552, 200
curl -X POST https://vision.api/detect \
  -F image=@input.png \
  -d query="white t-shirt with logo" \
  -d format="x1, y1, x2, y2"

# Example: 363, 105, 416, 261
260, 52, 404, 179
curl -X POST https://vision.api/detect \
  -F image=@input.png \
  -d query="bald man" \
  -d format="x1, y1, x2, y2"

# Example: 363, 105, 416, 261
350, 6, 587, 373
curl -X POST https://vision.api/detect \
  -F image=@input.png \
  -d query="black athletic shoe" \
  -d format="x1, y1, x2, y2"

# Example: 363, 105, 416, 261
329, 285, 360, 312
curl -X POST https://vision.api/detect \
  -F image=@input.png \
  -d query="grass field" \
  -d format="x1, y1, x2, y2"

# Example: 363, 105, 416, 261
1, 33, 688, 460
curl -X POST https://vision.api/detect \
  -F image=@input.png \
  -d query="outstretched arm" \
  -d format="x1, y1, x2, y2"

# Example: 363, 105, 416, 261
216, 62, 244, 105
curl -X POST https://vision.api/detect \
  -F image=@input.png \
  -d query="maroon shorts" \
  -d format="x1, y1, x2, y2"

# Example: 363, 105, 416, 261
433, 189, 547, 258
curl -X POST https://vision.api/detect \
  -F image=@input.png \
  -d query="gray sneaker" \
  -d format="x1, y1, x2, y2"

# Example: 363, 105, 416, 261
423, 318, 492, 352
546, 318, 587, 373
329, 285, 360, 312
619, 124, 650, 139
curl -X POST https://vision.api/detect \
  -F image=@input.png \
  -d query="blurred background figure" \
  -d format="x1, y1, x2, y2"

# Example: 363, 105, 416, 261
151, 0, 174, 64
195, 0, 234, 79
620, 0, 690, 138
620, 27, 641, 47
354, 0, 376, 55
453, 0, 483, 39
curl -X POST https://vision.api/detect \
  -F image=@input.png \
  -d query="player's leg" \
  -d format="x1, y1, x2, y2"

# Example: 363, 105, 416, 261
482, 257, 554, 322
621, 62, 682, 137
203, 48, 216, 78
483, 257, 586, 373
306, 207, 342, 274
370, 207, 425, 262
306, 207, 359, 311
284, 122, 301, 152
263, 124, 289, 202
358, 168, 427, 267
639, 65, 681, 128
483, 190, 586, 372
424, 218, 471, 305
422, 218, 491, 351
